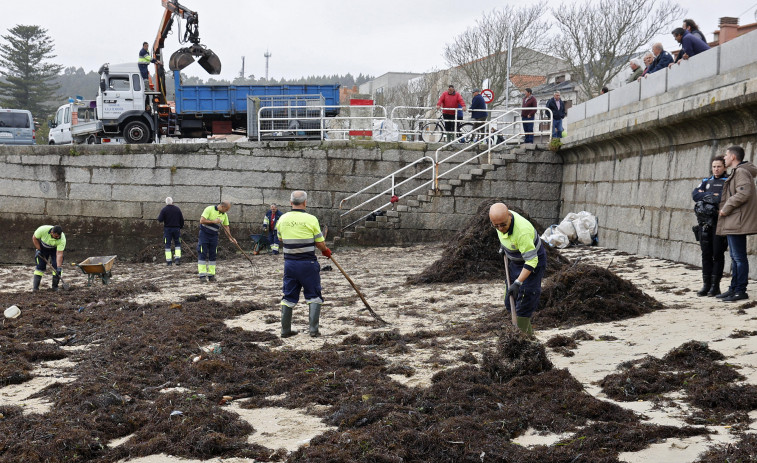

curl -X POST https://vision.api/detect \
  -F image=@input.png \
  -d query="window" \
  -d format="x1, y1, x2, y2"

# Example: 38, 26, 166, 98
64, 107, 71, 124
108, 76, 131, 91
0, 112, 30, 128
133, 74, 142, 91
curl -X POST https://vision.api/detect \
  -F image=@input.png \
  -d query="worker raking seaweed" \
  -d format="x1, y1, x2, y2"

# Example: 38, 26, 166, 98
197, 200, 237, 282
32, 225, 66, 291
489, 203, 547, 334
277, 190, 332, 338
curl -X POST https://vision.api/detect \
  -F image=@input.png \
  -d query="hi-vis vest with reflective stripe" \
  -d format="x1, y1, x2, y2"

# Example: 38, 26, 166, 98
277, 209, 324, 260
496, 211, 541, 269
34, 225, 66, 251
138, 49, 152, 65
200, 205, 229, 235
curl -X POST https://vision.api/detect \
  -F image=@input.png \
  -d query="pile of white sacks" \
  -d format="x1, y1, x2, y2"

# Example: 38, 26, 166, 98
541, 211, 598, 248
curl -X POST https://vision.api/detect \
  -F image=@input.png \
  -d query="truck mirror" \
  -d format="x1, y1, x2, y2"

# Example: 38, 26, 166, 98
100, 80, 106, 92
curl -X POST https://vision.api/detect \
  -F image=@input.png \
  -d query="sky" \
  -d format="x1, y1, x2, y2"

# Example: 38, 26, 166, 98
1, 0, 756, 82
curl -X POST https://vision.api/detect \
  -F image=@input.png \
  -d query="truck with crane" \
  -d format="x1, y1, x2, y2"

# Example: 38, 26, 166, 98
49, 0, 340, 144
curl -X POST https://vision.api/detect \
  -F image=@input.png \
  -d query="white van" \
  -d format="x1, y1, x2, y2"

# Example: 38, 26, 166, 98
0, 109, 35, 145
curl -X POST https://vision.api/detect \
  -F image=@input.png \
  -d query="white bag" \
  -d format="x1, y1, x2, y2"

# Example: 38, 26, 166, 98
557, 213, 578, 241
571, 211, 598, 245
541, 225, 570, 249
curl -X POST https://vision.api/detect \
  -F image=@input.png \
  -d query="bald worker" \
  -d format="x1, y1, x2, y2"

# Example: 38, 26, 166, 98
489, 203, 547, 334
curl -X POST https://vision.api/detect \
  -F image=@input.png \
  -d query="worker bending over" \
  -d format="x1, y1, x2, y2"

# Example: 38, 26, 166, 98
32, 225, 66, 291
197, 201, 237, 282
489, 203, 547, 334
277, 190, 332, 337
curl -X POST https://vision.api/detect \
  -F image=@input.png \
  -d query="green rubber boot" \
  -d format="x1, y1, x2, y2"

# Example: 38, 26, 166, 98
280, 305, 298, 338
516, 316, 534, 335
308, 302, 322, 337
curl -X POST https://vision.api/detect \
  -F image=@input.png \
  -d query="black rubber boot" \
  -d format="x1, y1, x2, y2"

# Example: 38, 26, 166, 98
707, 277, 721, 297
52, 275, 60, 291
281, 305, 298, 338
308, 302, 322, 337
696, 274, 711, 297
32, 275, 41, 292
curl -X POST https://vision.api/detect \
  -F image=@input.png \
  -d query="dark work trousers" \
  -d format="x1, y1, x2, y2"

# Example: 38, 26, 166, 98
699, 225, 727, 280
268, 229, 279, 253
197, 228, 219, 277
164, 227, 181, 261
505, 246, 547, 318
442, 113, 458, 137
727, 234, 748, 293
281, 259, 323, 306
35, 247, 61, 276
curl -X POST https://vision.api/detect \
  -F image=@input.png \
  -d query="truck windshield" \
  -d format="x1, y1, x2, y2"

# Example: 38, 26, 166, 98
0, 112, 30, 128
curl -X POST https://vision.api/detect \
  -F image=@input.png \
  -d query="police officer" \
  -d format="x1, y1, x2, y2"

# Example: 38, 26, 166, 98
263, 204, 283, 255
277, 191, 331, 338
197, 200, 237, 282
32, 225, 66, 291
692, 156, 728, 296
157, 196, 184, 266
489, 203, 547, 334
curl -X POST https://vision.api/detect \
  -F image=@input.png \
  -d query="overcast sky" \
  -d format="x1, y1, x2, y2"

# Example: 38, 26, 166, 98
2, 0, 756, 81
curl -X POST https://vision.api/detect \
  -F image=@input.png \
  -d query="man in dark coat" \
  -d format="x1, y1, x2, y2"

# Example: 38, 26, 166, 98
546, 91, 566, 139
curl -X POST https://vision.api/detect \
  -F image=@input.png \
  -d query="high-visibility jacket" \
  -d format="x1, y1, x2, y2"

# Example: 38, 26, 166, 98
277, 209, 324, 260
263, 209, 283, 232
34, 225, 66, 251
496, 211, 542, 271
138, 48, 154, 65
199, 205, 229, 236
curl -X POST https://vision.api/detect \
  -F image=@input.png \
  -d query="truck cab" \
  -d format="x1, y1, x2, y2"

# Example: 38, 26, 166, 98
96, 63, 155, 143
48, 101, 98, 145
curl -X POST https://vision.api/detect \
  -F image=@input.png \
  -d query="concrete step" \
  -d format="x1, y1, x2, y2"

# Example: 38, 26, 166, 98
492, 158, 507, 166
365, 221, 379, 228
458, 173, 473, 181
469, 168, 484, 176
396, 205, 410, 212
481, 164, 495, 171
376, 215, 388, 222
386, 210, 399, 217
439, 183, 453, 191
416, 195, 430, 202
448, 179, 463, 186
343, 231, 356, 239
406, 199, 420, 207
427, 189, 437, 196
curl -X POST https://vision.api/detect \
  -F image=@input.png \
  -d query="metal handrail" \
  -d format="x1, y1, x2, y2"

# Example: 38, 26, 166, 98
256, 104, 387, 141
338, 156, 435, 231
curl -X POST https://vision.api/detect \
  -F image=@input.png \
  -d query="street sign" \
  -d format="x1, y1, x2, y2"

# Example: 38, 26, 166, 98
481, 89, 494, 104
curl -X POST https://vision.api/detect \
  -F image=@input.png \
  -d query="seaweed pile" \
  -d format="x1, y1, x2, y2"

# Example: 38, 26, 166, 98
408, 199, 570, 284
0, 282, 708, 462
536, 263, 664, 329
600, 341, 757, 427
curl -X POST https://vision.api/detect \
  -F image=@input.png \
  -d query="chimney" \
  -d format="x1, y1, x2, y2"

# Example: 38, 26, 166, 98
718, 17, 740, 44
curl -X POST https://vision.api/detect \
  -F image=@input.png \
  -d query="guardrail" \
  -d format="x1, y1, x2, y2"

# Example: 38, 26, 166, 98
256, 104, 387, 141
338, 107, 553, 231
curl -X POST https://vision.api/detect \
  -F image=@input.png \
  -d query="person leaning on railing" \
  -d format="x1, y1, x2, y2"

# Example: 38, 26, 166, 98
436, 84, 466, 142
470, 89, 487, 137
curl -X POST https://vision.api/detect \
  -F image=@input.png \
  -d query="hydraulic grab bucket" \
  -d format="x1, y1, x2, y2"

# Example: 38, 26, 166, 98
169, 43, 221, 74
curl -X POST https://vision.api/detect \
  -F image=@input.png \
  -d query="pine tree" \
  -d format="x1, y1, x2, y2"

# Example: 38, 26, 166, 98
0, 25, 62, 117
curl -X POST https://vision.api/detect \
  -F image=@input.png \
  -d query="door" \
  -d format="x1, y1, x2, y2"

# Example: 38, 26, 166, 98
51, 106, 68, 144
100, 74, 140, 120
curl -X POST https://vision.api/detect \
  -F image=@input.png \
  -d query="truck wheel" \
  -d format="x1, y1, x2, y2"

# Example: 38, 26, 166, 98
86, 135, 97, 144
124, 121, 150, 144
48, 140, 55, 145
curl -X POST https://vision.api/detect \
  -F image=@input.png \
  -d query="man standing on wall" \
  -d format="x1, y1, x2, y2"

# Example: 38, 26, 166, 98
489, 203, 547, 334
716, 146, 757, 302
263, 204, 283, 255
32, 225, 66, 291
521, 88, 537, 144
277, 191, 332, 338
158, 197, 184, 266
692, 156, 728, 296
546, 91, 566, 139
436, 85, 466, 142
197, 200, 237, 282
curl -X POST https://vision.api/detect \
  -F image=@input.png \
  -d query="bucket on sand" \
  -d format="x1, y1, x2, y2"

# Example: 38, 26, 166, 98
4, 305, 20, 319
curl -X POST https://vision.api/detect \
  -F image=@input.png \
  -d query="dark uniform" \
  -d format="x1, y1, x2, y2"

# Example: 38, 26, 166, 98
197, 205, 229, 281
277, 209, 325, 337
263, 208, 283, 254
157, 203, 184, 265
497, 211, 547, 334
33, 225, 66, 291
692, 173, 728, 296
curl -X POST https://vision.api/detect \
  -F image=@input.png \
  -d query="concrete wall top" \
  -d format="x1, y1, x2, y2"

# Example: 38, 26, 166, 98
566, 102, 586, 127
720, 28, 757, 74
639, 67, 667, 100
667, 46, 720, 91
609, 79, 640, 110
585, 93, 609, 119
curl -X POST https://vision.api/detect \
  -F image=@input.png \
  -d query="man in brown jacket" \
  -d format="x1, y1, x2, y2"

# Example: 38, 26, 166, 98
716, 145, 757, 302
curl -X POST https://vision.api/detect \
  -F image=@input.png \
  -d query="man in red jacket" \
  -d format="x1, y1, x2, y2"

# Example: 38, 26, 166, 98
436, 85, 466, 142
521, 88, 537, 144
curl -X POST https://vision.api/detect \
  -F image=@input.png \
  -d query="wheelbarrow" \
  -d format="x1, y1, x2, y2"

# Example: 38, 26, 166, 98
250, 234, 270, 255
75, 255, 117, 286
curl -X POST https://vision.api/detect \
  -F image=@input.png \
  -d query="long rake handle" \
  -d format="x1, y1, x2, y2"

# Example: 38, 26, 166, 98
37, 252, 70, 289
329, 256, 388, 325
222, 226, 256, 268
503, 254, 518, 327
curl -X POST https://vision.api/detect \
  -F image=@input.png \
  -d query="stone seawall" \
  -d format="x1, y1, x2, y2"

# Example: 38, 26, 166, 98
0, 141, 563, 264
560, 54, 757, 276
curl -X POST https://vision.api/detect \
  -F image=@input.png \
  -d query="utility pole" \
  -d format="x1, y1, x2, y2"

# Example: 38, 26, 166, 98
264, 50, 272, 81
239, 56, 245, 79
